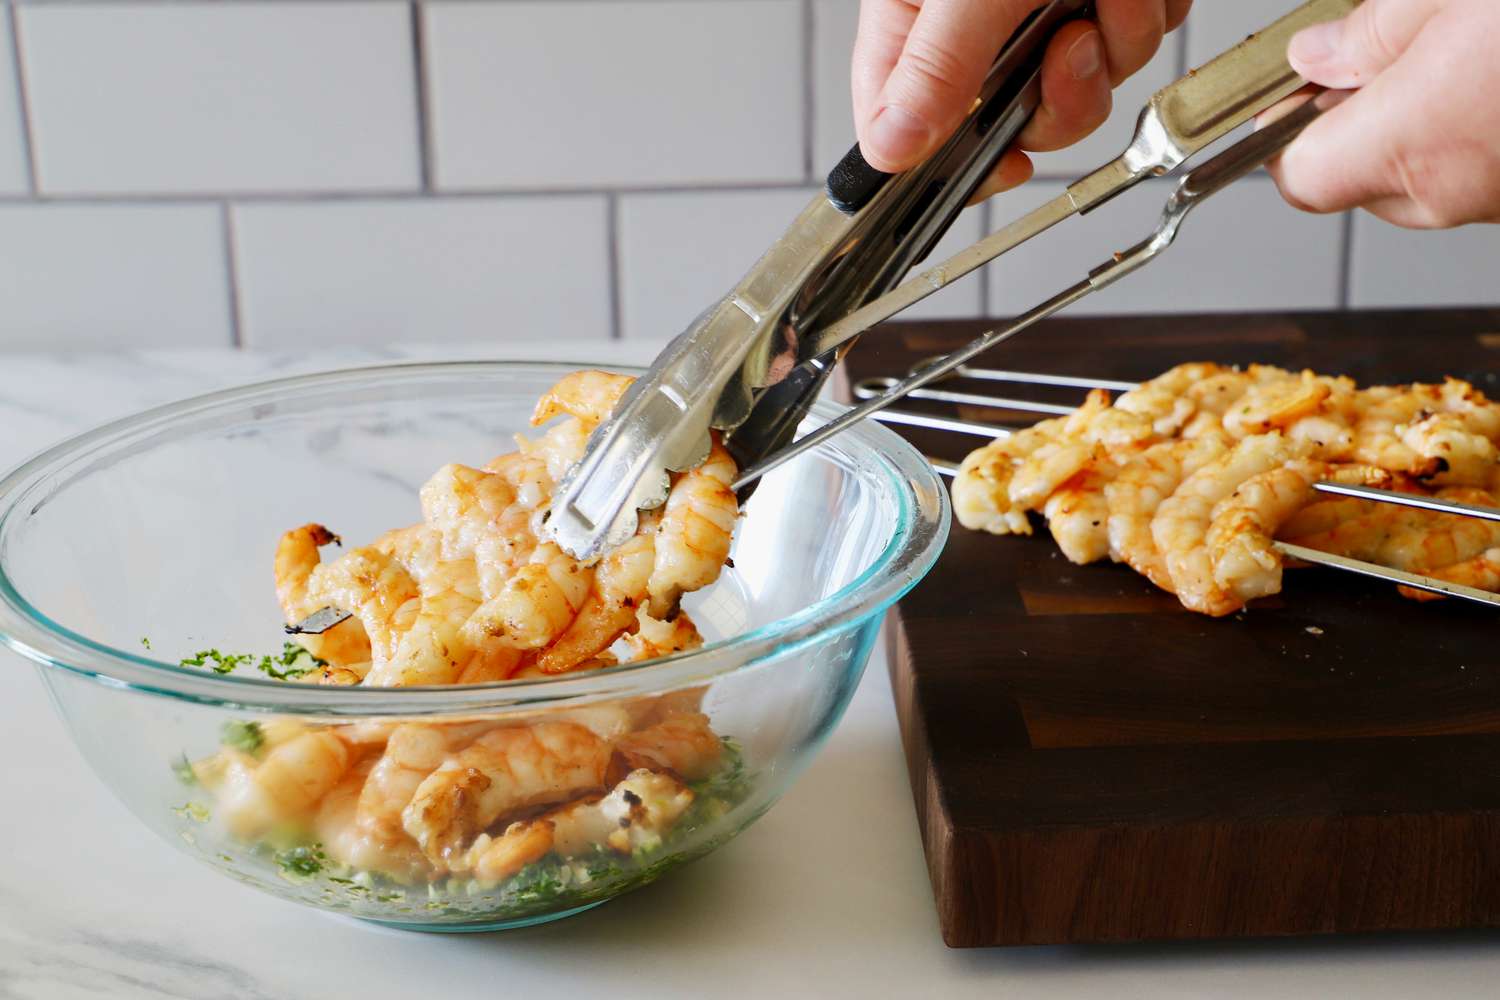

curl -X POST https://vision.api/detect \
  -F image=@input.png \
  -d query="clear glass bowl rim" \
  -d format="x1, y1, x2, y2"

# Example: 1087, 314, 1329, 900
0, 360, 949, 716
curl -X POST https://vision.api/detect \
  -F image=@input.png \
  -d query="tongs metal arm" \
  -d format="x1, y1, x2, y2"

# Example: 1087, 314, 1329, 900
733, 92, 1336, 490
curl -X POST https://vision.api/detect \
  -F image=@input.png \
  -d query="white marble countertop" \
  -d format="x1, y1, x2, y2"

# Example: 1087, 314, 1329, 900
1, 344, 1497, 999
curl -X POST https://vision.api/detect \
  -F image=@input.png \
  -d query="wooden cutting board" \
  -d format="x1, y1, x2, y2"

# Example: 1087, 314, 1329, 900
837, 308, 1500, 948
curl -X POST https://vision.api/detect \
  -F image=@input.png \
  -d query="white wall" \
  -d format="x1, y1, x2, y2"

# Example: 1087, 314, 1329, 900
0, 0, 1493, 352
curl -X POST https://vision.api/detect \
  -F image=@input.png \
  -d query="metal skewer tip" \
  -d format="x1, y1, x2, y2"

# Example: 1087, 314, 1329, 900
286, 606, 352, 636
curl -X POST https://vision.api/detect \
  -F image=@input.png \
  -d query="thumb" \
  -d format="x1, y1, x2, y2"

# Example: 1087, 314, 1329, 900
858, 0, 1038, 172
1286, 0, 1442, 89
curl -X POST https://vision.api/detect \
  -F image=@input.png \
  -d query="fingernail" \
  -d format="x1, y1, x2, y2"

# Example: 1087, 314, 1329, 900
1289, 20, 1342, 63
1066, 29, 1103, 79
868, 105, 931, 167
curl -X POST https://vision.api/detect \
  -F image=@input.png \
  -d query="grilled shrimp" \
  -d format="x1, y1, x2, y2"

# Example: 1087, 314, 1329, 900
1222, 370, 1331, 439
1042, 455, 1121, 565
464, 541, 594, 650
615, 712, 723, 782
530, 370, 635, 428
315, 757, 432, 883
1207, 462, 1390, 607
304, 546, 420, 672
617, 608, 704, 663
419, 463, 525, 598
1152, 434, 1304, 616
546, 769, 694, 858
1401, 548, 1500, 601
216, 729, 352, 839
352, 722, 491, 848
537, 530, 655, 674
646, 439, 738, 619
274, 524, 371, 665
1105, 436, 1228, 591
466, 820, 557, 883
1116, 362, 1224, 436
1399, 412, 1498, 486
951, 418, 1064, 535
365, 557, 482, 687
402, 721, 612, 867
1373, 488, 1500, 571
1351, 385, 1440, 476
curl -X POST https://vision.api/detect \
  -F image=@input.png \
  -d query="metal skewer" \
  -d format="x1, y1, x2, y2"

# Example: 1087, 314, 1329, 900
863, 407, 1500, 611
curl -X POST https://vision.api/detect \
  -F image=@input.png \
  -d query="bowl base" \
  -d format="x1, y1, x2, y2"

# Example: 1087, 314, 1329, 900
358, 899, 607, 933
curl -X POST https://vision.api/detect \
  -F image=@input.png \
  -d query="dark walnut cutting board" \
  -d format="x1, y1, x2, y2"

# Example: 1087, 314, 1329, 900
837, 309, 1500, 948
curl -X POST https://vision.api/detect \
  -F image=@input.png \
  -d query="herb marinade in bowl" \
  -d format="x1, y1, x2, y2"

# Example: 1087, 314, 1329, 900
0, 362, 947, 930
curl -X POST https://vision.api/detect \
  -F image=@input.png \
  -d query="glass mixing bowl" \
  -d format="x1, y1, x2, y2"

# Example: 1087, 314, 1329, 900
0, 362, 947, 931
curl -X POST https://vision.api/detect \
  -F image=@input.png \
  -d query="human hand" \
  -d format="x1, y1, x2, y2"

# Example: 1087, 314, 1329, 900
1270, 0, 1500, 227
852, 0, 1191, 199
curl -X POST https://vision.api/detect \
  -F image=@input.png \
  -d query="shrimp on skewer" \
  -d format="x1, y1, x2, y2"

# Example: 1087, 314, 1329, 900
647, 440, 738, 619
402, 721, 612, 868
1152, 434, 1305, 616
1400, 548, 1500, 601
1207, 462, 1391, 608
952, 418, 1066, 535
1008, 391, 1154, 512
274, 524, 371, 666
1105, 436, 1228, 592
1042, 455, 1122, 566
1116, 362, 1225, 437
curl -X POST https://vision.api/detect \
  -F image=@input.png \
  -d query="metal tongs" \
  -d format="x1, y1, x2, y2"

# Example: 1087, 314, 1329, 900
545, 0, 1362, 560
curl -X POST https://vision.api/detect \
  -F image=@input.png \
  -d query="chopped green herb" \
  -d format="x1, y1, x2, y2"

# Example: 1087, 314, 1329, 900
171, 802, 211, 824
275, 845, 327, 878
171, 753, 197, 786
178, 642, 325, 681
220, 720, 264, 754
140, 637, 152, 651
181, 648, 253, 675
256, 642, 326, 681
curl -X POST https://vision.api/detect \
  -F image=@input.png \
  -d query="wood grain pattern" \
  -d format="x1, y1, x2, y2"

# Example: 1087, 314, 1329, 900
841, 309, 1500, 947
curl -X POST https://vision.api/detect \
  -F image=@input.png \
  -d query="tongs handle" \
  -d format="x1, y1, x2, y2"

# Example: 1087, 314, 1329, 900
825, 0, 1091, 218
729, 0, 1092, 478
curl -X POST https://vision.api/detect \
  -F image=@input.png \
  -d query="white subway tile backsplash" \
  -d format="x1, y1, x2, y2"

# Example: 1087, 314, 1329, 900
810, 0, 859, 176
0, 204, 230, 349
233, 197, 611, 347
0, 14, 29, 195
425, 0, 804, 190
617, 188, 985, 341
19, 2, 420, 196
985, 176, 1343, 316
1349, 217, 1500, 309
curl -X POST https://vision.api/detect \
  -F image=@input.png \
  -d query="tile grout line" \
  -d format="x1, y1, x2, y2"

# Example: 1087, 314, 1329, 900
605, 192, 623, 340
7, 1, 39, 195
220, 202, 244, 348
409, 0, 434, 193
1337, 210, 1355, 309
800, 0, 815, 182
978, 198, 992, 318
